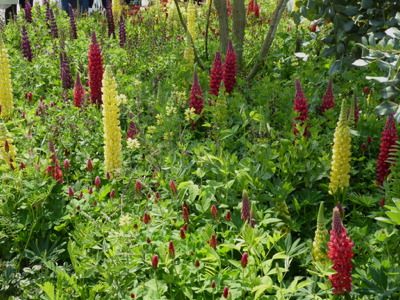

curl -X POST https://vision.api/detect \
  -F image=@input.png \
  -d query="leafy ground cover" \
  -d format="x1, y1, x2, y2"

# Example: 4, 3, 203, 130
0, 1, 399, 299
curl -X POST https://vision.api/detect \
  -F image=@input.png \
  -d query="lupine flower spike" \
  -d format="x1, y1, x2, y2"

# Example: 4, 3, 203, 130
327, 207, 354, 294
329, 99, 351, 195
74, 72, 85, 108
88, 31, 104, 106
102, 65, 122, 175
209, 51, 223, 104
377, 114, 397, 186
106, 0, 115, 38
241, 190, 250, 220
321, 78, 334, 114
25, 2, 32, 23
49, 8, 58, 38
223, 40, 237, 94
112, 0, 121, 25
21, 26, 33, 62
293, 78, 309, 137
119, 15, 126, 48
210, 234, 217, 249
60, 52, 72, 90
69, 5, 78, 39
189, 71, 204, 130
312, 202, 329, 264
0, 38, 14, 119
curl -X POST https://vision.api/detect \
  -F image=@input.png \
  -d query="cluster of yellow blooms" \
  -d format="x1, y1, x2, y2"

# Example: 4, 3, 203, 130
312, 202, 329, 264
112, 0, 121, 25
167, 0, 178, 28
184, 0, 196, 65
156, 114, 163, 126
119, 214, 131, 227
102, 65, 122, 175
172, 90, 187, 108
0, 38, 14, 119
115, 94, 127, 105
0, 123, 16, 166
147, 126, 156, 134
166, 105, 177, 116
164, 132, 173, 141
127, 138, 140, 150
185, 107, 196, 122
184, 34, 194, 65
329, 100, 351, 195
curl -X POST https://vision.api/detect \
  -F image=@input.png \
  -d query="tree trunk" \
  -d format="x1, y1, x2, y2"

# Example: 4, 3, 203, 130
246, 0, 287, 81
214, 0, 229, 55
232, 0, 246, 69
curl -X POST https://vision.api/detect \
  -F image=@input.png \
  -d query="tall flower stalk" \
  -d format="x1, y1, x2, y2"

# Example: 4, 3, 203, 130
119, 15, 126, 48
49, 8, 58, 39
0, 38, 14, 119
377, 114, 397, 186
189, 71, 204, 130
74, 72, 85, 108
88, 31, 104, 106
223, 40, 237, 94
293, 78, 309, 137
321, 78, 334, 114
329, 99, 351, 198
209, 51, 223, 103
69, 5, 78, 40
25, 2, 32, 23
112, 0, 121, 25
21, 25, 33, 62
312, 202, 329, 264
60, 52, 72, 90
46, 139, 63, 183
102, 65, 122, 175
106, 0, 115, 38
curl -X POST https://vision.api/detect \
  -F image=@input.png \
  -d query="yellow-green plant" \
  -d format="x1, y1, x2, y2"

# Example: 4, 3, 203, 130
102, 65, 122, 175
312, 202, 329, 264
0, 38, 14, 119
0, 123, 16, 166
112, 0, 121, 25
275, 201, 291, 236
329, 99, 351, 196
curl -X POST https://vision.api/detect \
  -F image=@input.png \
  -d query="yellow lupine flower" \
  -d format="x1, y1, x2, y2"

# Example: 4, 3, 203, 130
312, 202, 329, 264
329, 99, 351, 195
274, 201, 291, 236
102, 65, 122, 175
0, 123, 16, 166
112, 0, 121, 25
0, 38, 14, 119
187, 0, 195, 40
184, 39, 194, 65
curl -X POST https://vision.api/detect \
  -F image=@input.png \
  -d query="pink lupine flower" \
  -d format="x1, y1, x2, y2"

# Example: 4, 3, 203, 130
377, 115, 397, 186
292, 78, 309, 137
222, 40, 237, 94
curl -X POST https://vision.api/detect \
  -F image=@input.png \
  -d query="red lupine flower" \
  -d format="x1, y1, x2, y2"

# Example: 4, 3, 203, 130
79, 191, 83, 198
211, 205, 218, 220
293, 78, 309, 137
152, 255, 159, 270
337, 202, 344, 219
189, 71, 204, 130
183, 200, 189, 210
367, 136, 372, 145
225, 210, 232, 222
135, 179, 142, 198
210, 234, 217, 249
170, 180, 177, 196
130, 293, 135, 298
46, 139, 63, 183
241, 252, 248, 268
311, 25, 316, 32
87, 158, 93, 172
321, 78, 334, 114
380, 196, 385, 207
106, 172, 111, 180
68, 186, 75, 197
223, 286, 229, 298
180, 228, 186, 239
195, 259, 200, 267
88, 31, 104, 107
10, 162, 15, 171
4, 140, 9, 152
182, 223, 188, 231
209, 51, 223, 103
95, 176, 101, 190
168, 241, 175, 258
74, 72, 85, 108
223, 40, 237, 95
88, 186, 93, 194
110, 189, 115, 198
327, 208, 354, 294
144, 212, 151, 224
377, 115, 398, 186
364, 86, 368, 95
241, 190, 250, 220
183, 207, 189, 223
155, 191, 160, 199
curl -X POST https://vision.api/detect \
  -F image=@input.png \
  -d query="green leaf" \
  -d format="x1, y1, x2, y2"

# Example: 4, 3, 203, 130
353, 59, 369, 67
381, 86, 400, 99
37, 282, 55, 300
374, 101, 399, 115
321, 46, 336, 57
329, 60, 342, 75
386, 27, 400, 39
361, 0, 374, 9
252, 278, 273, 300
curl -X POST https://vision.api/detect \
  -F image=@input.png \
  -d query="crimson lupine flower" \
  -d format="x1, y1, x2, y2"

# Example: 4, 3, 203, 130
225, 210, 231, 222
106, 0, 115, 38
168, 241, 175, 258
211, 205, 218, 220
152, 255, 159, 270
147, 237, 151, 243
46, 139, 63, 183
21, 26, 33, 62
241, 252, 248, 268
25, 2, 32, 23
223, 40, 237, 94
87, 158, 93, 172
189, 71, 204, 130
327, 208, 354, 294
321, 78, 334, 114
74, 72, 85, 107
4, 141, 9, 152
293, 78, 309, 137
247, 0, 259, 18
88, 31, 104, 106
49, 8, 58, 38
223, 286, 229, 298
183, 207, 189, 223
241, 190, 250, 220
180, 228, 186, 239
144, 212, 151, 224
377, 115, 398, 186
119, 15, 126, 47
10, 163, 15, 171
95, 176, 101, 190
68, 186, 74, 197
362, 144, 366, 152
170, 180, 177, 196
209, 234, 217, 250
88, 186, 93, 194
209, 51, 223, 103
183, 200, 189, 210
135, 179, 142, 198
69, 5, 78, 39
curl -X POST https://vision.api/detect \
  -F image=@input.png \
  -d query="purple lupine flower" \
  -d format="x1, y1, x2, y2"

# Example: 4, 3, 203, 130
119, 14, 126, 47
45, 1, 51, 27
106, 0, 115, 38
25, 2, 32, 23
60, 52, 72, 89
69, 4, 78, 39
49, 8, 58, 38
21, 25, 33, 62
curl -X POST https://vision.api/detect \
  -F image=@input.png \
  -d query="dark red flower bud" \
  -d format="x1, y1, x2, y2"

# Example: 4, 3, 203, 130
147, 237, 151, 243
87, 158, 93, 172
223, 286, 229, 298
110, 189, 115, 198
362, 144, 366, 152
195, 259, 200, 267
152, 255, 159, 270
241, 252, 248, 268
20, 162, 26, 170
68, 186, 74, 197
168, 241, 175, 258
225, 210, 232, 222
211, 281, 216, 289
88, 186, 93, 195
180, 228, 186, 239
367, 136, 372, 145
211, 205, 218, 220
94, 176, 101, 190
210, 234, 217, 250
183, 207, 189, 223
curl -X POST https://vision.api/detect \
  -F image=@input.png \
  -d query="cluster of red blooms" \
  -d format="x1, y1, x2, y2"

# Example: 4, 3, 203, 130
73, 72, 85, 108
247, 0, 260, 18
321, 78, 334, 114
142, 212, 151, 224
377, 114, 398, 186
189, 71, 204, 130
209, 51, 223, 104
293, 78, 310, 137
88, 31, 104, 107
226, 0, 232, 17
46, 139, 63, 184
328, 207, 354, 294
223, 40, 237, 95
126, 121, 138, 140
